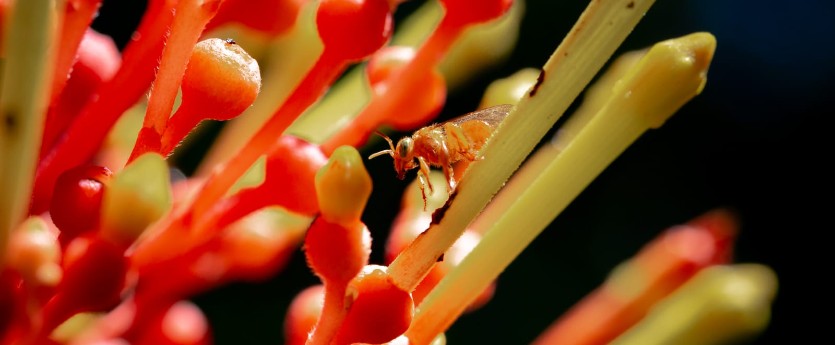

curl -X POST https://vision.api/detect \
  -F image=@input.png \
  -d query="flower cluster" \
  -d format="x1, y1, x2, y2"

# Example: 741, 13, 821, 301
0, 0, 776, 344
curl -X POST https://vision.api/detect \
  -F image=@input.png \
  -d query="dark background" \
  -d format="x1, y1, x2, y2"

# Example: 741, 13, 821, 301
92, 0, 830, 344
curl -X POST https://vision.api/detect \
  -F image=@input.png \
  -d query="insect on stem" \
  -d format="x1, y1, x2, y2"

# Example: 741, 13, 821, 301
368, 104, 512, 209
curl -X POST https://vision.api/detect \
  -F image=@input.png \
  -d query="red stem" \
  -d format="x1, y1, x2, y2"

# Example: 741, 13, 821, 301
129, 0, 225, 162
160, 101, 201, 156
307, 284, 348, 345
31, 0, 176, 214
49, 0, 102, 102
41, 0, 104, 159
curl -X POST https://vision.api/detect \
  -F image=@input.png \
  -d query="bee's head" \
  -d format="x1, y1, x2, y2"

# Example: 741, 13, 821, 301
368, 132, 417, 180
393, 137, 416, 179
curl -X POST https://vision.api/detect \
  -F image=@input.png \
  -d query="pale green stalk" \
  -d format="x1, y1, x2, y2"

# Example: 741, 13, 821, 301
469, 51, 645, 234
405, 32, 716, 343
0, 0, 59, 266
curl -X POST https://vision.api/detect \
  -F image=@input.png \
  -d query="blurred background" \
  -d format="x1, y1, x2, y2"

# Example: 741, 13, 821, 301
91, 0, 829, 343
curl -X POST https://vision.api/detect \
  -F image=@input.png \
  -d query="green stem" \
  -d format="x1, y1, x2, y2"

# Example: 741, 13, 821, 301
0, 0, 59, 267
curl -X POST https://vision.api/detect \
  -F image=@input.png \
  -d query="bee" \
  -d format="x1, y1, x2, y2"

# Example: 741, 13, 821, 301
369, 104, 512, 207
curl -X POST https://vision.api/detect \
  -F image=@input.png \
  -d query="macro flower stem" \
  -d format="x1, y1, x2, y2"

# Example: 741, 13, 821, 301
307, 283, 348, 345
32, 0, 176, 213
388, 0, 656, 294
129, 0, 224, 161
305, 146, 373, 344
467, 49, 644, 235
0, 0, 58, 266
405, 32, 717, 342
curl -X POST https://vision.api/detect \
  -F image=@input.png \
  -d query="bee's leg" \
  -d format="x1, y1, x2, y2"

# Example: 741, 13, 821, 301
418, 156, 434, 195
443, 164, 456, 194
436, 141, 457, 193
417, 157, 433, 210
417, 172, 429, 210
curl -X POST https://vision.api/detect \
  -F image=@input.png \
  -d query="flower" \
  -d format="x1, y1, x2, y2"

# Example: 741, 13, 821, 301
0, 0, 779, 344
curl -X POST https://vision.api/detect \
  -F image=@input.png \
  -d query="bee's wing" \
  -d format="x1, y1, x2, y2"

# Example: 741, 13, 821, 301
447, 104, 513, 128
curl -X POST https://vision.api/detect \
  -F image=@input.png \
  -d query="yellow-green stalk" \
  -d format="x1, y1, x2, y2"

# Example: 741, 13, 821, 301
0, 0, 59, 267
50, 312, 102, 342
405, 32, 716, 342
610, 264, 778, 345
388, 0, 657, 295
470, 51, 644, 234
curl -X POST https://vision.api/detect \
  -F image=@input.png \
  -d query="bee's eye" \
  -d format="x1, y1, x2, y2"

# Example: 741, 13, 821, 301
397, 139, 412, 158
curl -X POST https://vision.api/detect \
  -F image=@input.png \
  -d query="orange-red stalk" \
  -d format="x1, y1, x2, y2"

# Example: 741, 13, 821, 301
49, 0, 102, 103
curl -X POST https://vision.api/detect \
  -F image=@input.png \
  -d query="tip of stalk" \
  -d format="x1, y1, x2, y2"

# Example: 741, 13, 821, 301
666, 32, 716, 95
616, 32, 718, 129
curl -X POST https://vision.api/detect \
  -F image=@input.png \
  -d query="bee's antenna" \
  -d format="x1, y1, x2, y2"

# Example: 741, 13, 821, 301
375, 131, 395, 149
368, 149, 393, 160
368, 131, 396, 159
